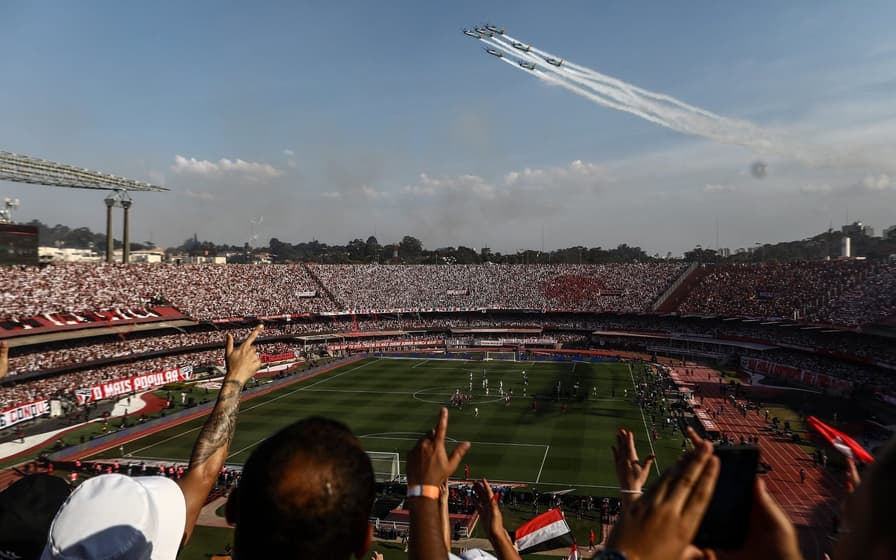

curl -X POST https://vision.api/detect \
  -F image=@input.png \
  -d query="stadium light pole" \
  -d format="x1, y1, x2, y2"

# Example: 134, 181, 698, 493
104, 194, 117, 263
121, 195, 132, 264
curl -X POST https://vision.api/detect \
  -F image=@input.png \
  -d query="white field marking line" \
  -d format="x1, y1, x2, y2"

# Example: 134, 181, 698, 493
628, 363, 661, 476
536, 445, 550, 483
128, 360, 377, 457
359, 435, 548, 448
411, 359, 430, 368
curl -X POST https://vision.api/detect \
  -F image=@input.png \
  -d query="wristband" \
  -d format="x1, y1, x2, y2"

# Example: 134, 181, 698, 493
407, 484, 440, 499
619, 489, 643, 494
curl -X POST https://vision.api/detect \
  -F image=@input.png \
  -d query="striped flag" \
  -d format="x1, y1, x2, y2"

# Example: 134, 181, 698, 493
513, 508, 574, 554
807, 416, 874, 463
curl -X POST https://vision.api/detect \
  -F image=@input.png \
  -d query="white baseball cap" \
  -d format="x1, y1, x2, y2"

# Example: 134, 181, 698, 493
41, 474, 186, 560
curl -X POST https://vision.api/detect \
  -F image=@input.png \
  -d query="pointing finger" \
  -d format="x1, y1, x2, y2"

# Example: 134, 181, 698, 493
243, 324, 263, 348
225, 334, 234, 355
435, 407, 448, 443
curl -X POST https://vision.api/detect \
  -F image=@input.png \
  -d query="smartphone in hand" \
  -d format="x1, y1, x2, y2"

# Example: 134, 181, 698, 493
693, 445, 759, 549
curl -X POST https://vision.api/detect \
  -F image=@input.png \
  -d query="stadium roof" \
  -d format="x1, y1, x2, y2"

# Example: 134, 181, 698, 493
0, 151, 168, 192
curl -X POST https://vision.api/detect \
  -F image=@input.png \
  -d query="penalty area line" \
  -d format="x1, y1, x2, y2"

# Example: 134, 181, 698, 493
535, 445, 550, 483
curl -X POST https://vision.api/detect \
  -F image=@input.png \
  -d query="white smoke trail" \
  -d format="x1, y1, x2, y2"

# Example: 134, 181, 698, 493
471, 30, 888, 170
483, 37, 673, 127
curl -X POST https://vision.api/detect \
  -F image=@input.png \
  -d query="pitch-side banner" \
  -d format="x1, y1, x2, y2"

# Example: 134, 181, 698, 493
0, 399, 51, 430
75, 366, 195, 405
740, 357, 852, 393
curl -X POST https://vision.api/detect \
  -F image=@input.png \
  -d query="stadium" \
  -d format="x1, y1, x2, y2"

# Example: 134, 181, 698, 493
2, 4, 896, 560
2, 256, 895, 559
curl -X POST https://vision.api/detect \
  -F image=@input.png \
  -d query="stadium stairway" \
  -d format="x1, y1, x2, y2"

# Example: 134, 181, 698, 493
302, 263, 342, 308
653, 263, 709, 313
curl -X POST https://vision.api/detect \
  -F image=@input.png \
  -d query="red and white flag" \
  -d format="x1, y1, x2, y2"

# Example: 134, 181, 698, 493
567, 543, 579, 560
807, 416, 874, 463
512, 508, 574, 554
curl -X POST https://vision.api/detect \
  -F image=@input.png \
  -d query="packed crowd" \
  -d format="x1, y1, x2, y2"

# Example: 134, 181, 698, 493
315, 263, 686, 312
4, 326, 289, 376
678, 260, 877, 321
3, 261, 896, 330
812, 262, 896, 326
0, 349, 220, 409
0, 263, 333, 322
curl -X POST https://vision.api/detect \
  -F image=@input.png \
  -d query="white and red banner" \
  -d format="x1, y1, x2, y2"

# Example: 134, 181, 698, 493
0, 399, 50, 429
75, 366, 195, 405
327, 338, 444, 352
740, 357, 853, 394
513, 508, 574, 554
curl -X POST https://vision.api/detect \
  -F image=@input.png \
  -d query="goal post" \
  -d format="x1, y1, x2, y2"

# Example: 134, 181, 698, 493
366, 451, 402, 483
484, 351, 517, 362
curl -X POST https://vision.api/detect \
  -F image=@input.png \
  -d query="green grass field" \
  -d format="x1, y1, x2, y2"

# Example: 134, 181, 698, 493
89, 357, 682, 491
85, 357, 685, 559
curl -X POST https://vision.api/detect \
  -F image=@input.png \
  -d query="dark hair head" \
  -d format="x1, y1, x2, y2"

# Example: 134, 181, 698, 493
233, 416, 375, 559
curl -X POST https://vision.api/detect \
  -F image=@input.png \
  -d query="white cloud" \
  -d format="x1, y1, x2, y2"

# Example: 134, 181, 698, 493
800, 183, 833, 195
320, 191, 342, 199
703, 184, 736, 194
171, 155, 283, 180
860, 173, 891, 192
503, 160, 604, 190
403, 173, 496, 199
283, 149, 295, 157
182, 189, 215, 200
360, 184, 389, 199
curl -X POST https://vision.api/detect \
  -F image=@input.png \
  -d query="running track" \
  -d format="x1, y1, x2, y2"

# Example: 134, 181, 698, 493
674, 365, 843, 560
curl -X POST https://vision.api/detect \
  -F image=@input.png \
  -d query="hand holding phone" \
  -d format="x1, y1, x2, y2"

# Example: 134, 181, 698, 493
693, 445, 759, 549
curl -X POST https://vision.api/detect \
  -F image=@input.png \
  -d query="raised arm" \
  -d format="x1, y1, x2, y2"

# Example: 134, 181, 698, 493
472, 479, 520, 560
406, 408, 470, 560
612, 428, 656, 508
0, 340, 8, 380
178, 325, 262, 544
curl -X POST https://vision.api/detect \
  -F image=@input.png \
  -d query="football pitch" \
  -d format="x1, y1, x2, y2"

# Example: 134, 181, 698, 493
88, 357, 683, 492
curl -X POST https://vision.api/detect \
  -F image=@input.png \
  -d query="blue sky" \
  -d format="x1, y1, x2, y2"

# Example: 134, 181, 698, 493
1, 1, 895, 254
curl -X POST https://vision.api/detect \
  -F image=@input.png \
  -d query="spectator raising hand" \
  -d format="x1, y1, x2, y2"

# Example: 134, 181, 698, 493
178, 324, 263, 544
406, 408, 470, 560
612, 428, 656, 507
605, 438, 720, 560
0, 340, 8, 381
472, 479, 520, 560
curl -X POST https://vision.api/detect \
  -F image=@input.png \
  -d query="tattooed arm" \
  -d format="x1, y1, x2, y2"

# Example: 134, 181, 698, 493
178, 325, 262, 544
0, 340, 8, 381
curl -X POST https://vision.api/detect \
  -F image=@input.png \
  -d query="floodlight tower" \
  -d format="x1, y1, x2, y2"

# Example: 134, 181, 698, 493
1, 198, 19, 223
104, 193, 118, 263
120, 192, 132, 263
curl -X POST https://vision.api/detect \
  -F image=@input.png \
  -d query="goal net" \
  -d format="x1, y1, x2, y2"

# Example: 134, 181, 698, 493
367, 451, 402, 483
484, 351, 517, 362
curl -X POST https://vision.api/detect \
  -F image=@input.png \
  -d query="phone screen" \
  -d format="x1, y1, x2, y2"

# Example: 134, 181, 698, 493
693, 445, 759, 549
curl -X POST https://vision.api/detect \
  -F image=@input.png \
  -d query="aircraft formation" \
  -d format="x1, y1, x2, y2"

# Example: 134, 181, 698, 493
460, 23, 861, 173
464, 24, 563, 68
